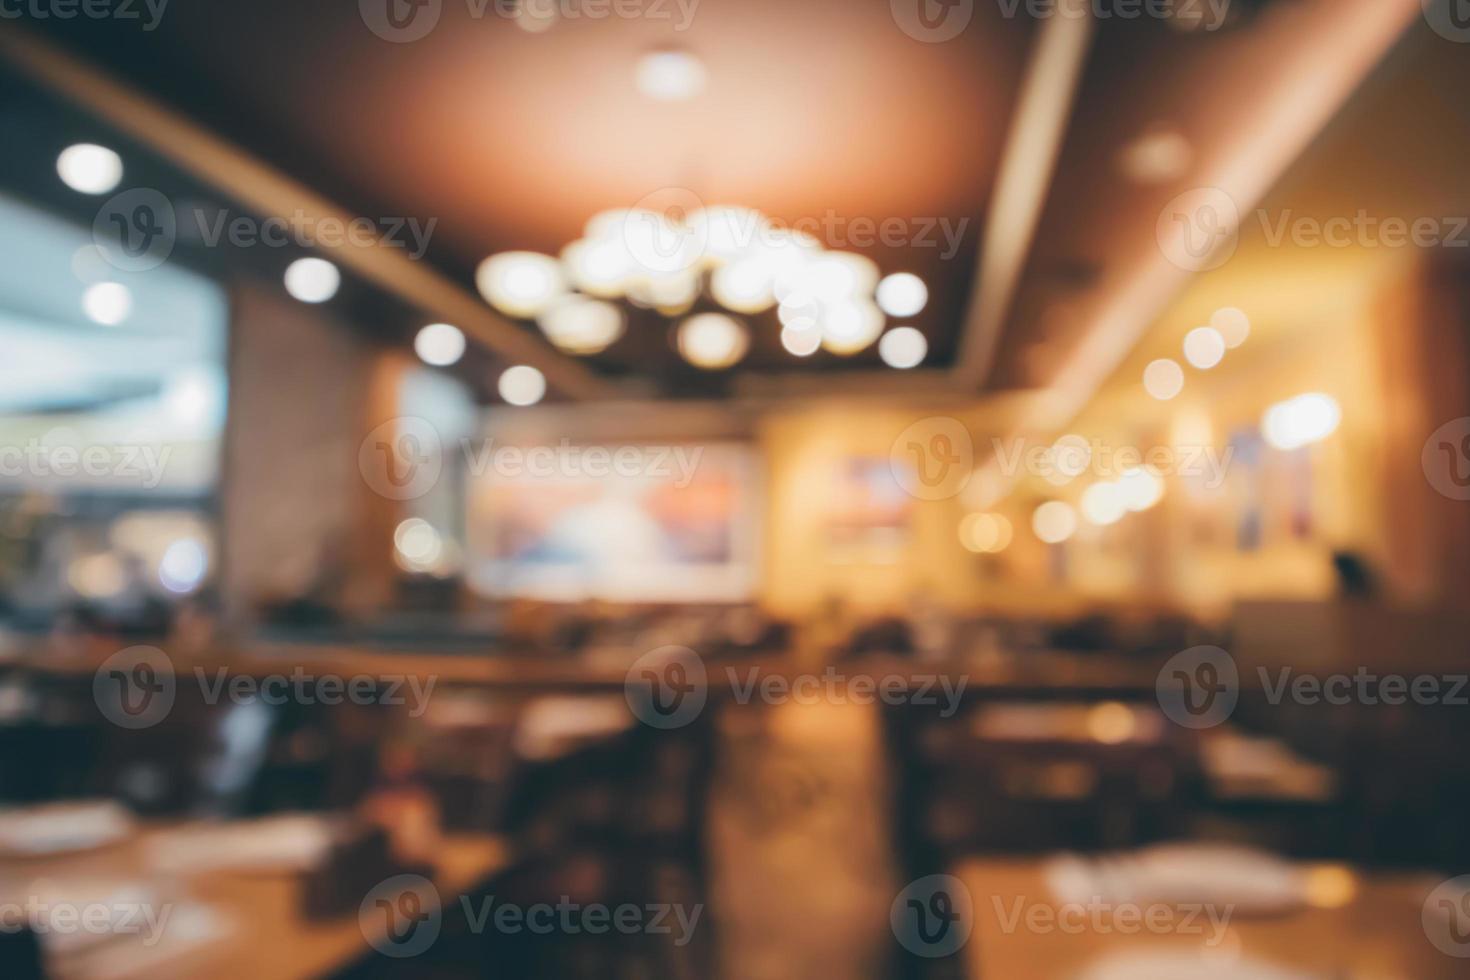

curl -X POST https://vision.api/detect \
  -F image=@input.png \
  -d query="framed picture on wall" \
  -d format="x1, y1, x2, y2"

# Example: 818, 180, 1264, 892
823, 457, 912, 565
464, 442, 760, 601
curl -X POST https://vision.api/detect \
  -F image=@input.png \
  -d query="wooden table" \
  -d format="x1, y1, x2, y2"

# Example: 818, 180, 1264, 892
954, 859, 1459, 978
5, 828, 507, 980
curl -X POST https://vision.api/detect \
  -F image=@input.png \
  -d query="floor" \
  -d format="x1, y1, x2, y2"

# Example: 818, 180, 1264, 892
705, 700, 903, 980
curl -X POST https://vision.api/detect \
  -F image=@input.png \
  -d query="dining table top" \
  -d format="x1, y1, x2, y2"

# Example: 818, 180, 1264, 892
3, 824, 508, 980
952, 857, 1463, 979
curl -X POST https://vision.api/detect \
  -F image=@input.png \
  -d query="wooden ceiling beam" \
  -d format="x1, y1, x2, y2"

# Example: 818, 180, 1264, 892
0, 23, 623, 401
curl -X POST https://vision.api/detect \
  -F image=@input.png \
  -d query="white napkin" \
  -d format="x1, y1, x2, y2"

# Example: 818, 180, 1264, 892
145, 814, 340, 875
1046, 843, 1307, 916
0, 801, 133, 857
1076, 950, 1316, 980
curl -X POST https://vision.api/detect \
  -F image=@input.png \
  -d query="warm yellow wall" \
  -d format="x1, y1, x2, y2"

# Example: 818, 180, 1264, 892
758, 405, 966, 618
754, 400, 1098, 620
968, 231, 1452, 622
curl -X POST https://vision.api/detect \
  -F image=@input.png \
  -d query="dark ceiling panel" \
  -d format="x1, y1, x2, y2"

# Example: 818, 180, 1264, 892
19, 0, 1037, 382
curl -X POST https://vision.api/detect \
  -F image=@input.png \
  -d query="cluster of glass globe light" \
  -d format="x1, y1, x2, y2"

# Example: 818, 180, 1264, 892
473, 206, 928, 370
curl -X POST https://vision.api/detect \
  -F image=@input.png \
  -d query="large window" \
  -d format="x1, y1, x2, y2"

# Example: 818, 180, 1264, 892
0, 192, 227, 630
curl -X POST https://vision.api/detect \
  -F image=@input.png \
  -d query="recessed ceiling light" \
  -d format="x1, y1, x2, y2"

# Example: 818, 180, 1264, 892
711, 257, 777, 314
820, 298, 884, 355
561, 238, 633, 299
876, 273, 928, 317
677, 313, 749, 370
1050, 435, 1092, 479
476, 252, 565, 318
800, 252, 880, 302
1143, 358, 1185, 401
414, 323, 466, 367
960, 513, 1013, 554
57, 143, 123, 195
1081, 481, 1127, 526
1263, 393, 1340, 451
1182, 326, 1226, 369
878, 327, 927, 369
780, 324, 822, 357
283, 258, 340, 303
1119, 467, 1164, 512
1032, 501, 1078, 544
536, 296, 625, 355
1210, 307, 1250, 348
82, 281, 132, 325
635, 50, 707, 102
498, 365, 547, 407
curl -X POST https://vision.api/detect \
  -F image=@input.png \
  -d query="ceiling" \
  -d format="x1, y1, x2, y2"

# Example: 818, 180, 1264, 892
0, 0, 1429, 403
